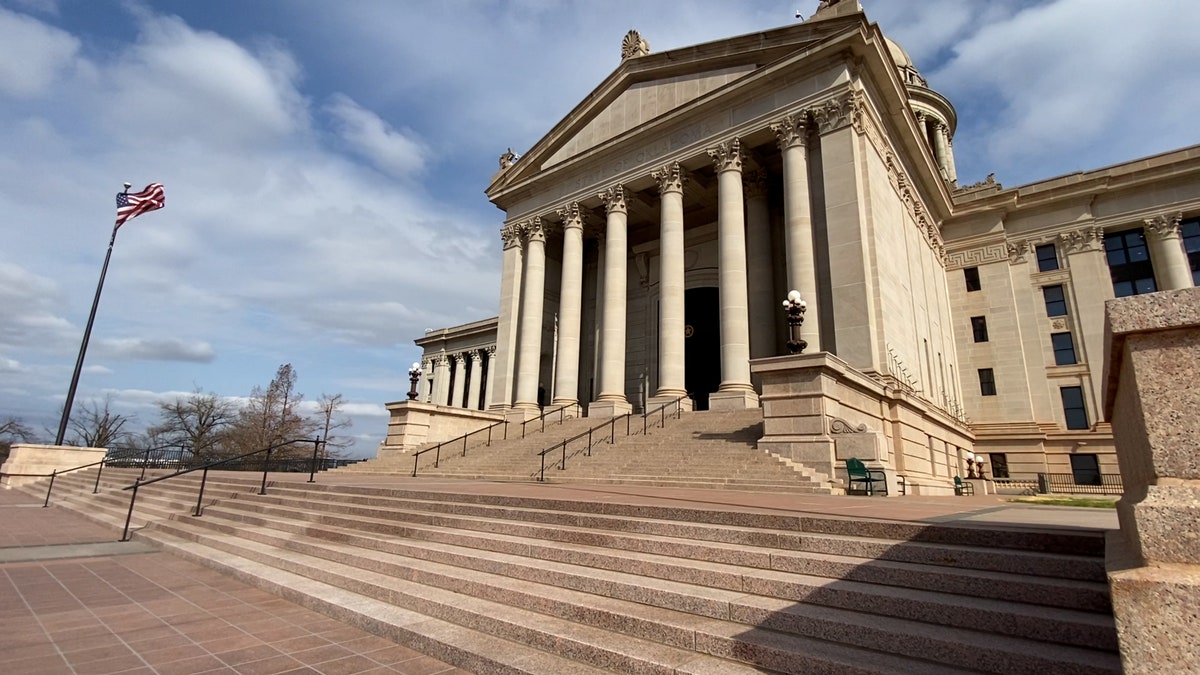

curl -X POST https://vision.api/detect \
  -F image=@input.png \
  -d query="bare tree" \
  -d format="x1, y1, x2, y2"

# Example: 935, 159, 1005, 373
153, 388, 235, 462
314, 393, 353, 459
0, 416, 36, 463
225, 364, 315, 458
67, 396, 134, 448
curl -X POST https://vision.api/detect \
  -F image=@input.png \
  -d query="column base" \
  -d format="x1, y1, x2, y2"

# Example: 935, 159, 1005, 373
588, 399, 632, 418
648, 395, 693, 413
709, 388, 760, 411
505, 407, 540, 424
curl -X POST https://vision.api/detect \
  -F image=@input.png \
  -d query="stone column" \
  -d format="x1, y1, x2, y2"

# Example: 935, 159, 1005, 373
707, 138, 758, 410
771, 113, 821, 351
432, 352, 451, 405
933, 121, 952, 182
1103, 287, 1200, 672
466, 350, 484, 410
514, 218, 546, 413
450, 352, 468, 408
592, 185, 632, 416
552, 203, 585, 414
650, 162, 690, 408
416, 358, 432, 402
1144, 212, 1192, 290
483, 346, 496, 410
489, 224, 524, 409
744, 164, 775, 360
942, 124, 959, 185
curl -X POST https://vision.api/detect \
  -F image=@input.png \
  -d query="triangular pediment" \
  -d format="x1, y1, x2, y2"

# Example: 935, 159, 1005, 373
487, 15, 865, 197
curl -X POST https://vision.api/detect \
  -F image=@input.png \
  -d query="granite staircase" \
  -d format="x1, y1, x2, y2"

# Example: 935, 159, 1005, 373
28, 469, 1121, 674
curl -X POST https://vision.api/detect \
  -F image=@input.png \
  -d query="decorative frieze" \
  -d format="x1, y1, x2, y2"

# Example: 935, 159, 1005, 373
707, 138, 744, 173
651, 162, 686, 195
598, 185, 627, 215
944, 243, 1008, 271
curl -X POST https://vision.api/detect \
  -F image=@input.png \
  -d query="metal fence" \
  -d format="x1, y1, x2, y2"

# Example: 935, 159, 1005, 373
991, 473, 1123, 496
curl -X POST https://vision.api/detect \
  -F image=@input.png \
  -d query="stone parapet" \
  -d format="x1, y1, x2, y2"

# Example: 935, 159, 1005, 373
1, 444, 108, 488
1102, 287, 1200, 673
380, 401, 504, 459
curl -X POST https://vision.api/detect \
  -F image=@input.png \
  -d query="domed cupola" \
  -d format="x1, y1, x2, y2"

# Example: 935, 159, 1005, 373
885, 35, 959, 185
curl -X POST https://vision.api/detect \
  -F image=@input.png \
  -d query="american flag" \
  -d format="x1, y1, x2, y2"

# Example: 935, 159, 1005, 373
115, 183, 165, 228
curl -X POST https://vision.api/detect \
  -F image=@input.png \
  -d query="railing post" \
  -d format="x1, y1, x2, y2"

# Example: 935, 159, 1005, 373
121, 482, 140, 541
435, 445, 441, 468
195, 467, 209, 516
539, 452, 546, 482
609, 418, 615, 444
462, 433, 468, 457
1037, 472, 1049, 494
487, 424, 493, 447
259, 447, 272, 495
587, 428, 593, 457
43, 470, 56, 508
559, 441, 566, 471
307, 438, 321, 483
139, 447, 150, 481
93, 458, 105, 494
412, 453, 419, 478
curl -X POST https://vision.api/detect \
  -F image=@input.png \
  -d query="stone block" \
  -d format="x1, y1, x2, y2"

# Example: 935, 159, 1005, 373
707, 389, 759, 411
1, 444, 107, 488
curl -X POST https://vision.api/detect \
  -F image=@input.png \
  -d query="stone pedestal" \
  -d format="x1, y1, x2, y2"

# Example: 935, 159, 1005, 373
587, 399, 632, 418
708, 389, 760, 411
1102, 287, 1200, 673
1, 444, 107, 488
379, 400, 504, 459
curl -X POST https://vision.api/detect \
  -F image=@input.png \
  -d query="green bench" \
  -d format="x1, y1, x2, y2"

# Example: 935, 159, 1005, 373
846, 457, 888, 496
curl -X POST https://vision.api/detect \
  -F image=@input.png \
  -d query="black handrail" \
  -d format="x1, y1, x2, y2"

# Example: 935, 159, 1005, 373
410, 418, 508, 477
0, 442, 190, 508
118, 437, 321, 541
537, 395, 687, 481
520, 404, 571, 438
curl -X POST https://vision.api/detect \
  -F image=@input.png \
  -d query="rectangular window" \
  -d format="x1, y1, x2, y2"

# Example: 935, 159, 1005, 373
964, 267, 981, 292
1051, 332, 1077, 365
1183, 218, 1200, 286
1035, 243, 1060, 272
971, 316, 989, 343
1069, 454, 1101, 486
989, 453, 1010, 479
1104, 229, 1158, 297
978, 368, 996, 396
1043, 285, 1068, 317
1060, 386, 1089, 430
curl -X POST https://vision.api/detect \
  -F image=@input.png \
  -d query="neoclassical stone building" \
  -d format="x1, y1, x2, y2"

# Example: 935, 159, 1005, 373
402, 1, 1200, 489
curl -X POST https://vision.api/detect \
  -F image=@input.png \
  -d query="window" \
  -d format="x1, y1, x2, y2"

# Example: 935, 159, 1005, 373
989, 453, 1010, 479
1104, 229, 1157, 297
1069, 454, 1101, 486
971, 316, 989, 343
1183, 218, 1200, 286
1060, 386, 1089, 430
1051, 332, 1077, 365
978, 368, 996, 396
1043, 285, 1068, 317
964, 267, 981, 292
1035, 243, 1059, 272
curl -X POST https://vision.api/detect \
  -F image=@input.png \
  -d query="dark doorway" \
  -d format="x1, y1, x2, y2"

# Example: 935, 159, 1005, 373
685, 287, 721, 410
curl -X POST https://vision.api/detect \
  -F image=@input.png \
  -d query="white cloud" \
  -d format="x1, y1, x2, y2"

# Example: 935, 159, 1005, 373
326, 93, 427, 176
82, 364, 112, 375
0, 356, 21, 372
97, 338, 216, 363
0, 7, 78, 97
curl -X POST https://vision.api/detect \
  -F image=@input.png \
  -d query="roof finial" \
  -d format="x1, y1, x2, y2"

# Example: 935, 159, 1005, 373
621, 30, 650, 60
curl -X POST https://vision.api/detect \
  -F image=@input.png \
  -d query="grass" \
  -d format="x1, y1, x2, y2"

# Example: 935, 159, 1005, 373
1008, 496, 1119, 508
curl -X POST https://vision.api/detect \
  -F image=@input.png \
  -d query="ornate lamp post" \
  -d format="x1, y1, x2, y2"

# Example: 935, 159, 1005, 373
406, 362, 422, 401
965, 451, 986, 479
782, 290, 808, 354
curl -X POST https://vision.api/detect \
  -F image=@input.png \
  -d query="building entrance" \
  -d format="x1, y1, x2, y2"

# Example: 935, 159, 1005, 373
684, 287, 721, 410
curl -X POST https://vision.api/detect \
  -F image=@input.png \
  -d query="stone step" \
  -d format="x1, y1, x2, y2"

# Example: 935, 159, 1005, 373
143, 525, 968, 674
151, 511, 1117, 673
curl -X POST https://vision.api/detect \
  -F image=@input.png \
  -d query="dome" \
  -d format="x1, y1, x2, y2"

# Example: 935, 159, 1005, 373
884, 35, 926, 87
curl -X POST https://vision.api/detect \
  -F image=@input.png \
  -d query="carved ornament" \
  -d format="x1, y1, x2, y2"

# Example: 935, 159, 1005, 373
557, 202, 583, 230
812, 90, 865, 134
519, 216, 545, 243
830, 418, 868, 434
1051, 318, 1068, 331
1143, 211, 1183, 238
498, 148, 518, 170
1058, 226, 1105, 253
651, 162, 686, 195
707, 138, 743, 173
500, 223, 523, 249
598, 185, 627, 215
1007, 240, 1032, 265
621, 30, 650, 60
770, 113, 809, 150
469, 350, 483, 363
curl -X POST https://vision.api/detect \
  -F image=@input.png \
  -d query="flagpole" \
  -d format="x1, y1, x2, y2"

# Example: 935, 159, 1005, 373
54, 187, 127, 446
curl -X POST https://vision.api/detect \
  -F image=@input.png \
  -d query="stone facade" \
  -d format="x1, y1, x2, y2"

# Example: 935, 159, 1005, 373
405, 3, 1200, 491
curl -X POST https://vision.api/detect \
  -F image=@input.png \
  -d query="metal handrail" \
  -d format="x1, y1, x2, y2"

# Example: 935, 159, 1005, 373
537, 395, 687, 481
0, 442, 189, 508
520, 404, 571, 438
410, 419, 508, 477
118, 437, 323, 541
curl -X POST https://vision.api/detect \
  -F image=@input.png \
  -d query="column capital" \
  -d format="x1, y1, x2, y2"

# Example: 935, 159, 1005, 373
813, 89, 865, 134
520, 216, 546, 243
500, 223, 523, 249
770, 113, 810, 150
468, 350, 483, 363
1144, 212, 1184, 239
485, 345, 496, 357
743, 167, 768, 200
556, 202, 584, 230
1059, 226, 1106, 253
598, 185, 627, 215
708, 138, 743, 173
651, 162, 686, 195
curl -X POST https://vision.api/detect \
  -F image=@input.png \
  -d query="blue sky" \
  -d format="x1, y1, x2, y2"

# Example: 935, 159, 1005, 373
1, 0, 1197, 457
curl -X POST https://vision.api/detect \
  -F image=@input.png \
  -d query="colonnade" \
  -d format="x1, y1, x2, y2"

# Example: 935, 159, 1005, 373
420, 347, 493, 410
916, 112, 957, 184
497, 106, 858, 416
